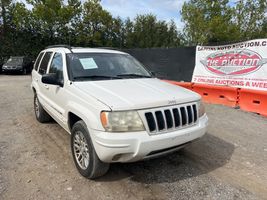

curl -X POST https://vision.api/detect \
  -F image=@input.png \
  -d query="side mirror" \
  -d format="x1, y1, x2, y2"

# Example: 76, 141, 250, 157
42, 73, 63, 87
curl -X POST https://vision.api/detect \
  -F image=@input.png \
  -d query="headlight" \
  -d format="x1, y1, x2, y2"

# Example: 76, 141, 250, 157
198, 101, 205, 117
2, 65, 7, 68
100, 111, 145, 132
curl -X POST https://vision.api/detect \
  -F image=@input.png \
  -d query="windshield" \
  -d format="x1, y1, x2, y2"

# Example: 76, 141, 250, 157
6, 57, 23, 65
67, 53, 152, 81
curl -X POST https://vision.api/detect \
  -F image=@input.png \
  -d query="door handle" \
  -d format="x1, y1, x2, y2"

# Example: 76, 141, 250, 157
34, 78, 38, 82
44, 84, 49, 89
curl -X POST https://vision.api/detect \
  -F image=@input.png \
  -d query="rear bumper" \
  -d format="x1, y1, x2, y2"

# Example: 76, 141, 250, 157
90, 114, 208, 163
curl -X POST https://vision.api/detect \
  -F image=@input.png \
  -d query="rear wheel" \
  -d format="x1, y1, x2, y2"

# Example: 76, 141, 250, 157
34, 94, 51, 123
22, 68, 27, 75
71, 120, 110, 179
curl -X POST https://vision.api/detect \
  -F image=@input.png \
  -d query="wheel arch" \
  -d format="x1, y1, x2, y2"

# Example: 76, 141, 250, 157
66, 102, 106, 132
32, 87, 36, 94
68, 112, 83, 131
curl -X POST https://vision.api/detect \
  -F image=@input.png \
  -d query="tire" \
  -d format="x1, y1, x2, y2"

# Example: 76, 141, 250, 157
34, 93, 51, 123
71, 120, 110, 179
22, 68, 27, 75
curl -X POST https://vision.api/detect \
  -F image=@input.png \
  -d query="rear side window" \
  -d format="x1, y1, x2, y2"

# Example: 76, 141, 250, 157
38, 52, 52, 75
34, 52, 44, 70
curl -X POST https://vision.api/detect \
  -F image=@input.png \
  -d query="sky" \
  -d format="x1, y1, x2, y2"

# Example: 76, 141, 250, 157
100, 0, 187, 30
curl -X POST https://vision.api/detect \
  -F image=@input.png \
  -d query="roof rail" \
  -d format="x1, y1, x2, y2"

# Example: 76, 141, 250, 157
45, 45, 73, 53
97, 47, 121, 51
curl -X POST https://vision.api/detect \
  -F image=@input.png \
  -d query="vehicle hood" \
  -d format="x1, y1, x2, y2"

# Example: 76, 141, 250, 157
73, 78, 200, 110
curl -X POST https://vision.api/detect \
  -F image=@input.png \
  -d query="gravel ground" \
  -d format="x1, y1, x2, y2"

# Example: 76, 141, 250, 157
0, 75, 266, 200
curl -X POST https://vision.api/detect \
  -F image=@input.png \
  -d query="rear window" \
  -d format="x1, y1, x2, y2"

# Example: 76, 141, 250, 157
38, 52, 52, 75
34, 52, 44, 70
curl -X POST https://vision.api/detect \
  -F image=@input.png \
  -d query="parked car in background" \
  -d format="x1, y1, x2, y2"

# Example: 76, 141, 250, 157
0, 60, 3, 74
0, 58, 7, 74
2, 56, 33, 74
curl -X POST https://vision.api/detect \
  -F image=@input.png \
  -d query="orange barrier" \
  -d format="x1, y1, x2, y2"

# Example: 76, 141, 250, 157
191, 84, 239, 107
163, 80, 193, 90
164, 80, 267, 117
239, 89, 267, 117
164, 80, 239, 107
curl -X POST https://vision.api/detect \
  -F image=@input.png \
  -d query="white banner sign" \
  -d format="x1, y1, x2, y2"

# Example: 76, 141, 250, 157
192, 39, 267, 91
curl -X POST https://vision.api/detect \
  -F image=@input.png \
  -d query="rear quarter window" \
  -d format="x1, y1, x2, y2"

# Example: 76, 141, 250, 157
34, 52, 44, 70
38, 52, 52, 75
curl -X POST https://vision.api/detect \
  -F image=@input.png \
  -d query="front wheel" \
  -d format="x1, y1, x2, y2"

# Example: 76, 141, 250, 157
71, 120, 110, 179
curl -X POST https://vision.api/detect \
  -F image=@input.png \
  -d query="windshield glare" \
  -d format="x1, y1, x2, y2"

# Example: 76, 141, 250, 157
67, 53, 152, 80
6, 57, 23, 64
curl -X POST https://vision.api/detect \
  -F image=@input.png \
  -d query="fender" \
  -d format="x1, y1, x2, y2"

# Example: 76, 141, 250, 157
66, 101, 109, 133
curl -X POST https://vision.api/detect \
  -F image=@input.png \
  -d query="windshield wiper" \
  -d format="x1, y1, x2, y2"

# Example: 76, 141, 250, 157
117, 73, 152, 78
73, 75, 122, 81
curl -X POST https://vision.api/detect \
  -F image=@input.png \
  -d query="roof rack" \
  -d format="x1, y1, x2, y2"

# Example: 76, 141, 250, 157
45, 45, 73, 53
96, 47, 121, 51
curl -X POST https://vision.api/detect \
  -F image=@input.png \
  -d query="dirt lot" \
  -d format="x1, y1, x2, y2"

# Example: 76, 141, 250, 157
0, 75, 266, 200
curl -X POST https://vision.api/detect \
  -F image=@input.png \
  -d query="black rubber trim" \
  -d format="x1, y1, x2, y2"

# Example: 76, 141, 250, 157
146, 141, 191, 156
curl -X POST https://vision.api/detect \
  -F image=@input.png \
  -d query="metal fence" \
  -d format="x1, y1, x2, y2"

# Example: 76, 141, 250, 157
123, 47, 196, 82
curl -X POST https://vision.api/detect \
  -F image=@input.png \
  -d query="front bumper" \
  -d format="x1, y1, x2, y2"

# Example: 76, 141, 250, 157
90, 114, 208, 163
2, 68, 23, 73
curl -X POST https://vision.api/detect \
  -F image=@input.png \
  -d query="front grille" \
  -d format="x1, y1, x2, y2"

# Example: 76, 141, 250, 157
144, 103, 198, 133
7, 66, 16, 69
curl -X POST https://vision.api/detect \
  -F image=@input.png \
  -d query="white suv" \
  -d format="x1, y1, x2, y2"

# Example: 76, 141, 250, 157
31, 45, 208, 179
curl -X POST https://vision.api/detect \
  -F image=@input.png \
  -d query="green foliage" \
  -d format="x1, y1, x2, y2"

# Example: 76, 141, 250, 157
0, 0, 12, 29
0, 0, 266, 59
127, 14, 180, 48
0, 0, 181, 58
181, 0, 267, 45
234, 0, 267, 39
79, 0, 113, 46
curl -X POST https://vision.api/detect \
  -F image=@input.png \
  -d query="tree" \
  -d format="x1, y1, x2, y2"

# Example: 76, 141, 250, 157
27, 0, 81, 45
123, 17, 134, 48
166, 20, 181, 47
0, 0, 12, 33
79, 0, 113, 47
233, 0, 267, 39
181, 0, 267, 45
125, 14, 181, 48
107, 17, 124, 48
0, 0, 15, 58
181, 0, 238, 45
10, 2, 36, 56
0, 0, 182, 58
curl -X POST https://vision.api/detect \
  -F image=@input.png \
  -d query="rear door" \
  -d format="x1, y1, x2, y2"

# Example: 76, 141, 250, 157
32, 52, 44, 93
35, 51, 53, 110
